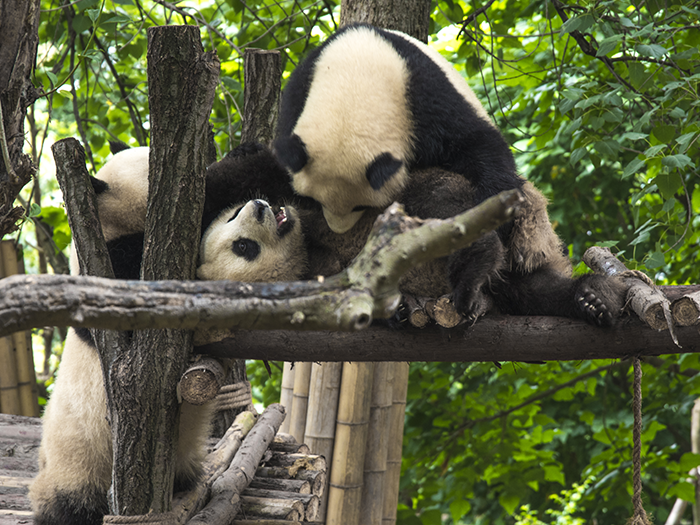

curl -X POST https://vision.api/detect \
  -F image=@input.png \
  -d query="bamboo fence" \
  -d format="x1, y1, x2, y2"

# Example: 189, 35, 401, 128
279, 360, 409, 525
0, 241, 39, 417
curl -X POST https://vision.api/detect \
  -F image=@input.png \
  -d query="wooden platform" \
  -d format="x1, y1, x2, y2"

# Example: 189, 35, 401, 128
0, 413, 325, 524
0, 414, 41, 524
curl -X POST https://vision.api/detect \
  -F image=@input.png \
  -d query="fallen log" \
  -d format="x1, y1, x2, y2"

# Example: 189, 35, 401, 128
242, 488, 320, 521
188, 404, 286, 525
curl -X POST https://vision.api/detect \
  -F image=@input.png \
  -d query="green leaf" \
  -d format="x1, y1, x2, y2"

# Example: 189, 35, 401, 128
680, 453, 700, 473
669, 481, 696, 503
655, 172, 683, 199
450, 499, 471, 523
636, 44, 669, 59
499, 492, 522, 515
543, 465, 565, 485
28, 203, 42, 218
596, 35, 621, 56
419, 508, 442, 525
644, 251, 665, 270
652, 125, 677, 144
622, 157, 645, 179
662, 154, 694, 169
570, 147, 588, 165
86, 8, 100, 23
561, 14, 594, 34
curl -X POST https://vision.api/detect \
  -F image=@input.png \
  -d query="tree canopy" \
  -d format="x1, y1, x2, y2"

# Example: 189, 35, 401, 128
5, 0, 700, 523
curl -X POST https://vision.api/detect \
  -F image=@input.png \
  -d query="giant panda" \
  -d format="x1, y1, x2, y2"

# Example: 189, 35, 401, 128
197, 198, 306, 282
270, 23, 626, 324
205, 142, 625, 325
30, 147, 306, 525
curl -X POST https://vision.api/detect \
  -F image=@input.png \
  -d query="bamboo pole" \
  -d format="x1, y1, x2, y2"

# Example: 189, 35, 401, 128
382, 362, 409, 525
279, 362, 296, 434
304, 361, 342, 518
0, 336, 21, 415
361, 362, 394, 524
0, 241, 39, 417
289, 362, 312, 443
326, 362, 375, 525
0, 244, 20, 415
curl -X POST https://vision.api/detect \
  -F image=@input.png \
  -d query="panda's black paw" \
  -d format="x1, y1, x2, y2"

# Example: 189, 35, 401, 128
575, 274, 626, 327
452, 286, 493, 323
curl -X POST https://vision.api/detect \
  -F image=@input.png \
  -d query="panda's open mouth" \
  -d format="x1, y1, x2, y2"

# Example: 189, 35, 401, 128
274, 206, 295, 237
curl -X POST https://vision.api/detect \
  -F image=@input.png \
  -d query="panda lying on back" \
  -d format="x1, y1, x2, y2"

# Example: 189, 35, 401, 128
268, 23, 626, 324
29, 147, 306, 525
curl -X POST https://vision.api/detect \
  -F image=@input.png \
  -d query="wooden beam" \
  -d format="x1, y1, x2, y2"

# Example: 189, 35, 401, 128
195, 316, 699, 362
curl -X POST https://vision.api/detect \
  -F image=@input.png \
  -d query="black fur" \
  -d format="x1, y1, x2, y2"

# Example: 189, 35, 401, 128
213, 143, 625, 326
274, 23, 525, 222
366, 153, 403, 190
202, 142, 317, 235
34, 488, 108, 525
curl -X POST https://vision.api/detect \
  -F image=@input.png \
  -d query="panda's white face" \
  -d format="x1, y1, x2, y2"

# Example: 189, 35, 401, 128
286, 26, 414, 234
197, 199, 306, 283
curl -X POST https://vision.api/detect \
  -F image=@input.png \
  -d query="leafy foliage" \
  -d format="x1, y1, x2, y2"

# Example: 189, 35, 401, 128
12, 0, 700, 524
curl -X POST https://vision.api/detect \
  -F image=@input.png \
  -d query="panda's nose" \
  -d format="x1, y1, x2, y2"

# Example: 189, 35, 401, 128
253, 200, 268, 222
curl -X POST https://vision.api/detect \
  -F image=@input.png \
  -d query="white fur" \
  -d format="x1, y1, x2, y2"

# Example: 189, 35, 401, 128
197, 200, 306, 283
31, 146, 212, 523
290, 26, 414, 233
287, 26, 495, 234
69, 147, 149, 276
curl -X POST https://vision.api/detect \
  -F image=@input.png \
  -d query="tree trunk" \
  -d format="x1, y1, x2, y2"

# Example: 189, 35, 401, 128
0, 0, 41, 238
106, 25, 220, 517
340, 0, 431, 42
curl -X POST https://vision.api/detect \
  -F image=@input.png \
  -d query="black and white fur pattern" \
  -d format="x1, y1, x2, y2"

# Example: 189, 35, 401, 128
197, 199, 306, 282
273, 23, 519, 235
272, 24, 625, 323
30, 147, 216, 525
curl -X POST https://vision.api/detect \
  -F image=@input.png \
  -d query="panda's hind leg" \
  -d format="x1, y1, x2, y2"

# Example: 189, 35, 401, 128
31, 486, 108, 525
574, 273, 627, 326
447, 231, 505, 320
493, 266, 625, 326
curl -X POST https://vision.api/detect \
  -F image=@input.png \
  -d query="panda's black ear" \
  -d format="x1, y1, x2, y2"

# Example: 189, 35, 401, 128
90, 177, 109, 195
273, 134, 308, 173
366, 152, 402, 190
109, 141, 130, 155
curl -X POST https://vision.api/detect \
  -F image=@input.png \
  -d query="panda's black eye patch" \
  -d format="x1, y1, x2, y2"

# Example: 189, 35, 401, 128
227, 207, 243, 223
232, 238, 260, 261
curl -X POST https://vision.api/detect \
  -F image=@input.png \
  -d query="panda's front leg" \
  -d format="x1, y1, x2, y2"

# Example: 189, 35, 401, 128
447, 231, 505, 320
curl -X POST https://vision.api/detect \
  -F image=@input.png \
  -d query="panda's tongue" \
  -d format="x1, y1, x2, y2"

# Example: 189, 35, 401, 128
275, 208, 287, 229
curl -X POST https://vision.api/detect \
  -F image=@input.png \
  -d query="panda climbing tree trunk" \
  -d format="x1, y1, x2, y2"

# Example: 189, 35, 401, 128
105, 26, 219, 518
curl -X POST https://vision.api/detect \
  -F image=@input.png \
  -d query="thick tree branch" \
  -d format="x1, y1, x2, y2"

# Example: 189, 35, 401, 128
0, 192, 521, 337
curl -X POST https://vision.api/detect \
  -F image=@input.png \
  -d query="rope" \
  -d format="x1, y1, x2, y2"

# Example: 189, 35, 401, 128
216, 380, 252, 411
103, 512, 174, 524
626, 357, 653, 525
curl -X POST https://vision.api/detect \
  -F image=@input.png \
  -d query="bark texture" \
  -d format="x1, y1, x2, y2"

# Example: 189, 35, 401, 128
106, 25, 220, 517
0, 0, 41, 238
339, 0, 431, 42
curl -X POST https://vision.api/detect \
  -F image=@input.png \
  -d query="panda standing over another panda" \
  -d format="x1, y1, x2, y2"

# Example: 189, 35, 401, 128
29, 146, 307, 525
271, 23, 626, 324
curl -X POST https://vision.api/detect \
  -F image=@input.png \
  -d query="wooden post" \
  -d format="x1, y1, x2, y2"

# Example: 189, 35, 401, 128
279, 362, 296, 434
289, 362, 313, 443
383, 362, 409, 525
326, 362, 375, 525
304, 361, 343, 519
361, 362, 394, 524
0, 241, 38, 417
